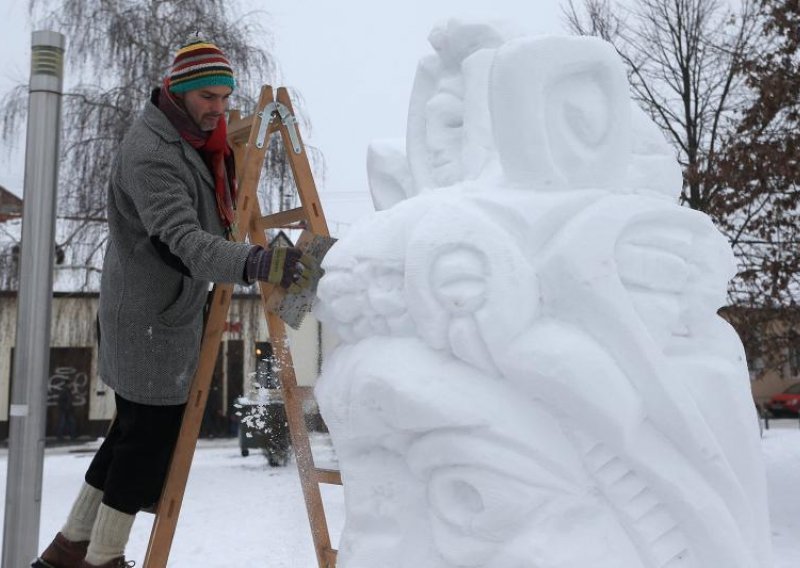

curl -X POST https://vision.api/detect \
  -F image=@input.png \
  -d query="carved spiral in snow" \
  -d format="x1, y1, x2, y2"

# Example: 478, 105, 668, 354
489, 36, 631, 190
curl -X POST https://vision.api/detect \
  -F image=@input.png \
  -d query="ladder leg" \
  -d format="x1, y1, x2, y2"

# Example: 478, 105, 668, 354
267, 311, 337, 568
248, 89, 340, 567
275, 88, 330, 236
143, 284, 233, 568
248, 195, 340, 568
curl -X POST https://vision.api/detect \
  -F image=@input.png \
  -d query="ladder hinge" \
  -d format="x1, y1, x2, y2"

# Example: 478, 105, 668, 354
256, 101, 303, 154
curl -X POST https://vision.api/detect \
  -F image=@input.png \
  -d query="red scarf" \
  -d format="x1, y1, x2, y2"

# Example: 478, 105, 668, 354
157, 79, 237, 234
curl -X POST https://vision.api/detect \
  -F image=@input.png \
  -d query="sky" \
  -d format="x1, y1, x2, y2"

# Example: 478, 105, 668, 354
0, 0, 567, 230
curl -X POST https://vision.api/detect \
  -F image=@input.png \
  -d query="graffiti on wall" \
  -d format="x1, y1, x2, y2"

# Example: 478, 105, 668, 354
45, 347, 92, 437
47, 366, 89, 408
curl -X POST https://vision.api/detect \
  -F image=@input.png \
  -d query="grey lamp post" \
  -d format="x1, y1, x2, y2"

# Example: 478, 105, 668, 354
2, 30, 66, 567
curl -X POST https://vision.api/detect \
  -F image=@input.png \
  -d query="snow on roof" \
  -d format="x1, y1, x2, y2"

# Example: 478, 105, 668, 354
0, 184, 22, 200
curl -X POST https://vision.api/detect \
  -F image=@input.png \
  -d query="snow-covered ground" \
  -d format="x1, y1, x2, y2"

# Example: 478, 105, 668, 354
0, 434, 345, 567
761, 421, 800, 567
0, 423, 797, 567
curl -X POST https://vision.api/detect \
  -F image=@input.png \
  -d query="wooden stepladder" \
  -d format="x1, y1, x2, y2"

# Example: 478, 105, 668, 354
143, 85, 341, 568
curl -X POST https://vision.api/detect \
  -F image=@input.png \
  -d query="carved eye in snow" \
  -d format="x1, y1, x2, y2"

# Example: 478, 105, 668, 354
407, 431, 573, 567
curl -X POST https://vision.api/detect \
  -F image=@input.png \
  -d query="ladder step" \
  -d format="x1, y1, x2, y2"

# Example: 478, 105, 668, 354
253, 207, 307, 231
227, 114, 255, 142
313, 468, 342, 486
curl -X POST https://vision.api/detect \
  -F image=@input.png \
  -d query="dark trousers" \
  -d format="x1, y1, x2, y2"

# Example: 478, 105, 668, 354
85, 394, 186, 515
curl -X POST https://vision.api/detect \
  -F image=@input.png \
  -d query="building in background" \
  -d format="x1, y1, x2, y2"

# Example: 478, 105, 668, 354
0, 291, 328, 441
0, 185, 23, 222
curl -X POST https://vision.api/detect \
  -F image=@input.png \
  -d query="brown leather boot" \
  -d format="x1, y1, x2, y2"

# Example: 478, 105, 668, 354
32, 532, 89, 568
79, 558, 134, 568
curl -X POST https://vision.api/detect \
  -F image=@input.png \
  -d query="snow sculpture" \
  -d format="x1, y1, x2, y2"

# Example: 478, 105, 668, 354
315, 20, 772, 568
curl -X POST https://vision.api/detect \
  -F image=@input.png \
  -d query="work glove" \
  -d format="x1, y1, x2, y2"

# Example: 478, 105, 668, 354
246, 245, 320, 291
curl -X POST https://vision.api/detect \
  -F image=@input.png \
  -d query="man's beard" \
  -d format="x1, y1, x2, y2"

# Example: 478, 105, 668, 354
199, 115, 221, 131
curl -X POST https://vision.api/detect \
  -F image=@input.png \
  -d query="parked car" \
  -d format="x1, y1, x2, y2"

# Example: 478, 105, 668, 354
765, 383, 800, 417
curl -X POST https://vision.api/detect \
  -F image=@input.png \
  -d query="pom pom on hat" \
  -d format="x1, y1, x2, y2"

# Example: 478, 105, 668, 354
168, 38, 236, 94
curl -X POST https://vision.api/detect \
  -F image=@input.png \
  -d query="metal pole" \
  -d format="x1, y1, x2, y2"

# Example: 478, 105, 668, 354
2, 30, 65, 568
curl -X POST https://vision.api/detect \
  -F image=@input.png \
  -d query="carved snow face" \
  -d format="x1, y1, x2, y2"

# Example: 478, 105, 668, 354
424, 79, 465, 187
404, 20, 512, 191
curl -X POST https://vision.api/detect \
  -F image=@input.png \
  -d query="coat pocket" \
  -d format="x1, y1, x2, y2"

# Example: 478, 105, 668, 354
158, 275, 207, 327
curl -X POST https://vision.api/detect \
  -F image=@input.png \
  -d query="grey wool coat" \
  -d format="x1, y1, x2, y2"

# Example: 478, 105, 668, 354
98, 98, 251, 405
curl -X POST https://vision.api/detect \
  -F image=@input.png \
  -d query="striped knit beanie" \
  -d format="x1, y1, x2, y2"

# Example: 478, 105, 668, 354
168, 39, 236, 94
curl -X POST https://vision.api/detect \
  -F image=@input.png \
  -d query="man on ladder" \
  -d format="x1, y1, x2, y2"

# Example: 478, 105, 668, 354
33, 38, 319, 568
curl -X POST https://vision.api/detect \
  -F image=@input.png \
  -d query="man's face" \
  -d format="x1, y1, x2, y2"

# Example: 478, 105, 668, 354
180, 85, 232, 131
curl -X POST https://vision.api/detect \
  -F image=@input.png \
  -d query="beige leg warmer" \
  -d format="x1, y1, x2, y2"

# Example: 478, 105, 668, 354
60, 482, 103, 542
84, 503, 136, 566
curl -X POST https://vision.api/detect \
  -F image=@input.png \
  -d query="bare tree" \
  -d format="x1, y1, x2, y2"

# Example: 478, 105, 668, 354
563, 0, 793, 372
0, 0, 320, 290
564, 0, 760, 212
563, 0, 623, 41
718, 0, 800, 375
